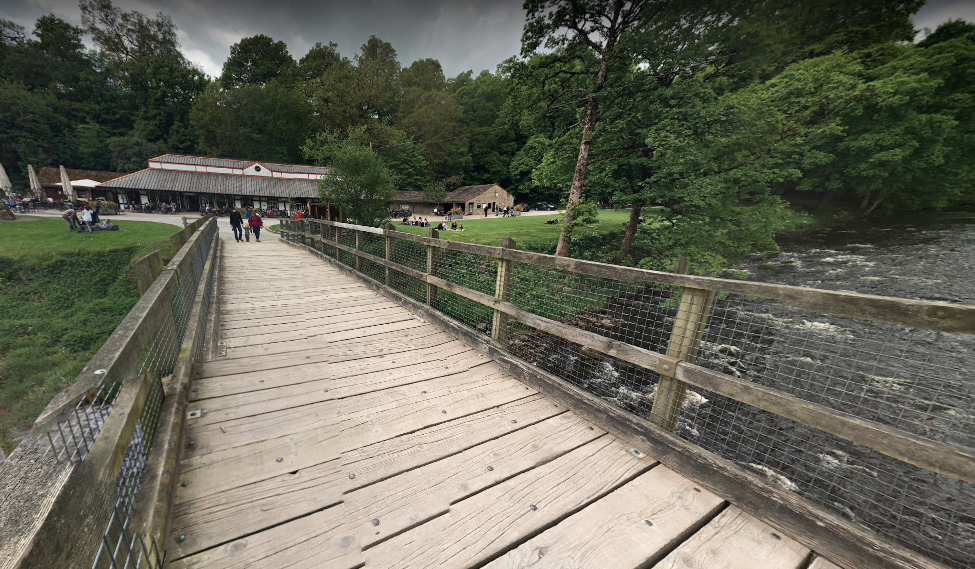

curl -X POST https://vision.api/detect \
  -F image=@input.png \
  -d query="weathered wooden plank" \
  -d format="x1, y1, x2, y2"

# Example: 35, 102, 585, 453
168, 505, 362, 569
342, 394, 564, 489
175, 426, 342, 501
344, 412, 605, 548
196, 328, 449, 377
183, 367, 525, 457
192, 343, 482, 411
221, 311, 413, 348
808, 558, 844, 569
219, 306, 402, 339
168, 460, 345, 559
654, 507, 809, 569
222, 319, 427, 358
218, 300, 398, 332
364, 437, 653, 569
483, 466, 725, 569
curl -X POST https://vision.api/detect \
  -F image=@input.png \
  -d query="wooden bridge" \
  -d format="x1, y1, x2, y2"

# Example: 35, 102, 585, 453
169, 237, 817, 568
2, 217, 972, 569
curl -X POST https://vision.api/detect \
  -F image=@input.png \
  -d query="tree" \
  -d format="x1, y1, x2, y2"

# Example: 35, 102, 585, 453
80, 0, 206, 146
519, 0, 671, 256
378, 130, 429, 192
221, 34, 296, 89
191, 80, 314, 164
296, 41, 342, 81
303, 128, 396, 227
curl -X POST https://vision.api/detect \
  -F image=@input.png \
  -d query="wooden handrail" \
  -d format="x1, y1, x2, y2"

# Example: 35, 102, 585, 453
300, 219, 975, 334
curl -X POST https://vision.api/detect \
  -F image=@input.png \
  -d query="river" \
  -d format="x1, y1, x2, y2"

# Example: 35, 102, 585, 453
726, 212, 975, 568
508, 212, 975, 567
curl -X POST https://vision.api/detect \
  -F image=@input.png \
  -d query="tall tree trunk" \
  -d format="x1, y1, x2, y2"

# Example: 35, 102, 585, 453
555, 50, 614, 257
555, 98, 600, 257
621, 202, 643, 257
863, 193, 886, 217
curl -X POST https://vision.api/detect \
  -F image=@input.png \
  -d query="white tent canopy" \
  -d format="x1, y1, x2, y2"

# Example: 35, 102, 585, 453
0, 163, 11, 200
27, 165, 44, 200
56, 179, 101, 188
59, 165, 75, 201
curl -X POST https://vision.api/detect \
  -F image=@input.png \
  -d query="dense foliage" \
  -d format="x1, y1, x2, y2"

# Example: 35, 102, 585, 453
2, 0, 973, 271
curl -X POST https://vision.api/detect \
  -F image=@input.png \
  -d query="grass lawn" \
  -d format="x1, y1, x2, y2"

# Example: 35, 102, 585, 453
392, 209, 636, 248
0, 216, 178, 262
0, 216, 179, 454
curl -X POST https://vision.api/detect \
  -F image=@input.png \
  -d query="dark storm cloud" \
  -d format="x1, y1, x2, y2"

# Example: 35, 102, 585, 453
2, 0, 972, 79
1, 0, 526, 78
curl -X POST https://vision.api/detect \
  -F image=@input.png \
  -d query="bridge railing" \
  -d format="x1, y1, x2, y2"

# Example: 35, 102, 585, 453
282, 217, 974, 569
0, 216, 219, 569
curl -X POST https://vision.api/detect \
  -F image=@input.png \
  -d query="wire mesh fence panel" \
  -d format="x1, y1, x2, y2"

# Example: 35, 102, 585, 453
359, 230, 387, 260
435, 248, 498, 296
92, 375, 167, 569
693, 292, 975, 449
390, 236, 427, 273
683, 389, 975, 569
504, 320, 664, 411
432, 289, 494, 333
337, 228, 357, 269
389, 268, 426, 304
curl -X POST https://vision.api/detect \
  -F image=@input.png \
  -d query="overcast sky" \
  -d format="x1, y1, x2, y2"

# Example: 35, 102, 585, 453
2, 0, 973, 79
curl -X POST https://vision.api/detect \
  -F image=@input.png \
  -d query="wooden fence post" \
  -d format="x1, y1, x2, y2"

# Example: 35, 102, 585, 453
355, 229, 362, 272
426, 228, 438, 305
492, 236, 516, 343
385, 223, 395, 286
649, 257, 716, 431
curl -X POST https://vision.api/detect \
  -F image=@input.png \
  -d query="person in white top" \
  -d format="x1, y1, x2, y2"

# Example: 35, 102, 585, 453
81, 205, 94, 232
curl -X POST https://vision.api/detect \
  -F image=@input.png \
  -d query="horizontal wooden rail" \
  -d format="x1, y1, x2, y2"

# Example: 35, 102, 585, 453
300, 219, 975, 334
283, 223, 975, 485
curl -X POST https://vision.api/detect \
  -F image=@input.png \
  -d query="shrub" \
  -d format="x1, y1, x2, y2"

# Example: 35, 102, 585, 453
514, 204, 523, 212
450, 207, 463, 215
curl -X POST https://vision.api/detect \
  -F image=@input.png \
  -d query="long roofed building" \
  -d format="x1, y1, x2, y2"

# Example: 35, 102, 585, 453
99, 154, 331, 213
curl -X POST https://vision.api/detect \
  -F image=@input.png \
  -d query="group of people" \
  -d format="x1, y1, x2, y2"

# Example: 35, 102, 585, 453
402, 217, 431, 227
434, 221, 464, 231
228, 206, 265, 242
60, 205, 117, 232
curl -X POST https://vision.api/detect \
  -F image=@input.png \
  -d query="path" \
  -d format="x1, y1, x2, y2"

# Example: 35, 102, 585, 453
166, 231, 841, 568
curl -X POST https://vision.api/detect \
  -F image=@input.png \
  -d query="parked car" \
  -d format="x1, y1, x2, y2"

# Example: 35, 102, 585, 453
535, 202, 558, 211
391, 209, 412, 218
517, 203, 531, 212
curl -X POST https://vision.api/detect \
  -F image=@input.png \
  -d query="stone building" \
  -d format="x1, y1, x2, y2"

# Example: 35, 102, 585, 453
391, 184, 515, 216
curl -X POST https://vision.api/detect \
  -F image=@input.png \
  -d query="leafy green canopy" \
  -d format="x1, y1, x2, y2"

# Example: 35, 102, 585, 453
304, 128, 396, 227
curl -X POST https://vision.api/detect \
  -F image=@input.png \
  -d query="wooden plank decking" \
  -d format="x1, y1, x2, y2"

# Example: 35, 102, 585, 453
166, 233, 844, 569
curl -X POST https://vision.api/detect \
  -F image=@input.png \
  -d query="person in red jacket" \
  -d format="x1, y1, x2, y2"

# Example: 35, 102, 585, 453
249, 210, 264, 242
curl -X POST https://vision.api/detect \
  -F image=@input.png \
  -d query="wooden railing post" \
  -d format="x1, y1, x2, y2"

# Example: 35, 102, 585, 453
492, 236, 516, 343
426, 228, 438, 305
355, 229, 362, 272
650, 257, 716, 431
385, 223, 395, 286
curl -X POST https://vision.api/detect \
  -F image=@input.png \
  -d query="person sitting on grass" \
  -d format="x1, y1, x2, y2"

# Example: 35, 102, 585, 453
544, 218, 559, 224
92, 220, 117, 231
458, 223, 464, 231
402, 217, 410, 225
451, 221, 457, 230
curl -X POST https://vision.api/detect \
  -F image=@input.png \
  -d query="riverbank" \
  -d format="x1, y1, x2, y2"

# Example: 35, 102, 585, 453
0, 217, 179, 453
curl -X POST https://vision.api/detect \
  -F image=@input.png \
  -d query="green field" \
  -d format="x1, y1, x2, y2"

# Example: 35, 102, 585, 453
392, 210, 634, 248
0, 216, 178, 454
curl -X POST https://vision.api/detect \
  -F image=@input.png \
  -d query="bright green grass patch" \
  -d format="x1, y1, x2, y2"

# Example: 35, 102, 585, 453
394, 210, 635, 248
0, 217, 178, 454
0, 216, 179, 262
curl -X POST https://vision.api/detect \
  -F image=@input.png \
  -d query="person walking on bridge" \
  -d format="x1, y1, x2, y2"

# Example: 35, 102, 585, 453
249, 210, 264, 242
229, 208, 244, 242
